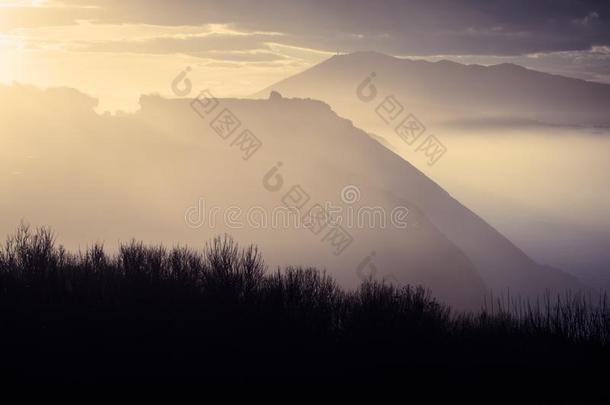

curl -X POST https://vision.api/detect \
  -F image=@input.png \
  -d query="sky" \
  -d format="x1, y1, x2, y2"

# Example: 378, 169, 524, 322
1, 0, 610, 111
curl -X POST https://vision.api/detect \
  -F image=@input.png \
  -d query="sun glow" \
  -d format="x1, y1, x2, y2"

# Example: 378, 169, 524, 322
0, 0, 47, 7
0, 34, 20, 83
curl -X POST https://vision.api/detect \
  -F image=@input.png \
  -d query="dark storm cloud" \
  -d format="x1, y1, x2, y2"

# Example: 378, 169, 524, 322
59, 0, 610, 56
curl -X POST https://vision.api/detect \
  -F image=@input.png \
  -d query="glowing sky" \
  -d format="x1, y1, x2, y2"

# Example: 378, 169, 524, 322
1, 0, 609, 111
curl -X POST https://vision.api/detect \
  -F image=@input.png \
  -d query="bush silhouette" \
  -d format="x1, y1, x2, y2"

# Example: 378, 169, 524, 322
0, 224, 609, 389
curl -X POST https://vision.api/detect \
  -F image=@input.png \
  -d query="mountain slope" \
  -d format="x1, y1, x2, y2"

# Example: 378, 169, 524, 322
0, 84, 582, 309
256, 51, 610, 127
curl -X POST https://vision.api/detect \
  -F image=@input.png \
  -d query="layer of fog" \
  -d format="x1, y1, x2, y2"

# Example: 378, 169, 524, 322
373, 123, 610, 290
256, 51, 610, 290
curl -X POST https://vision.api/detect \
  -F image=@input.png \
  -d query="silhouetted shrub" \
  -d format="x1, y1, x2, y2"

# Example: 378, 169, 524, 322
0, 224, 609, 389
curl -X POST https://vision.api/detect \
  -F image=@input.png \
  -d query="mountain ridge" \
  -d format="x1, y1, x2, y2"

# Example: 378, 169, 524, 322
256, 51, 610, 127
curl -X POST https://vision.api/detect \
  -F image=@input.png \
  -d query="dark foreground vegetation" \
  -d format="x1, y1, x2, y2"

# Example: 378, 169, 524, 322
0, 226, 609, 396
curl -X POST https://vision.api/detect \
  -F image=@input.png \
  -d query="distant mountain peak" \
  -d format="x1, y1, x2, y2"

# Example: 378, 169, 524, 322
257, 50, 610, 127
490, 62, 529, 71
